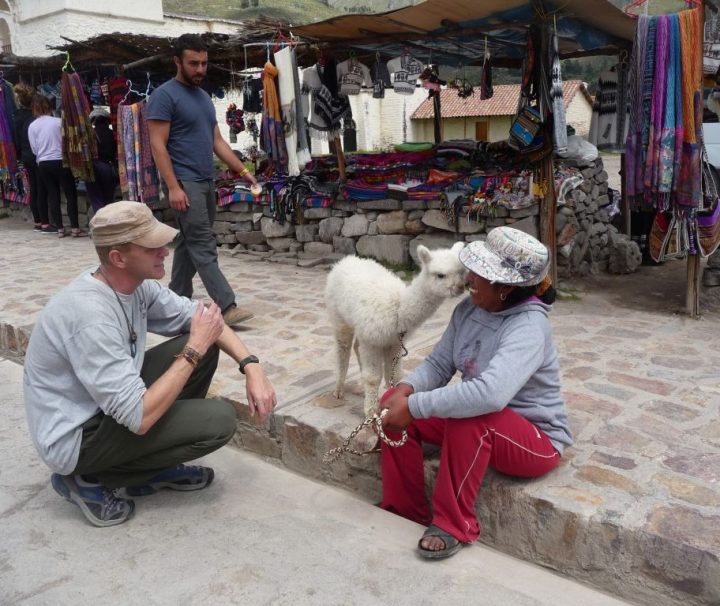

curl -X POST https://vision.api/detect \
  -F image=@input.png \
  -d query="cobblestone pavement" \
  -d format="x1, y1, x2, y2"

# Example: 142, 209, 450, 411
1, 214, 719, 605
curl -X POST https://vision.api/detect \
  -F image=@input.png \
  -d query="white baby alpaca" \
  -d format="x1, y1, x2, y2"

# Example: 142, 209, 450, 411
324, 242, 466, 418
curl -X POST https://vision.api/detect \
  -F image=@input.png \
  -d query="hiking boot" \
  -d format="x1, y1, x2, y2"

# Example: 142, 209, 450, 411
51, 473, 134, 527
121, 464, 215, 497
222, 305, 254, 326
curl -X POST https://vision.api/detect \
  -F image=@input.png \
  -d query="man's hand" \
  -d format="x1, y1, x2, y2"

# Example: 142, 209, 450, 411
380, 384, 415, 431
187, 301, 224, 355
168, 185, 190, 212
245, 365, 277, 423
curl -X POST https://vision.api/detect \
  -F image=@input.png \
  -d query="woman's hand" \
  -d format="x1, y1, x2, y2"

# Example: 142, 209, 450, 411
380, 384, 415, 431
187, 301, 224, 355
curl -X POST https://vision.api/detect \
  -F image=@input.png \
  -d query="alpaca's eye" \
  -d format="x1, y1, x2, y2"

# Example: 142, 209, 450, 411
436, 273, 446, 279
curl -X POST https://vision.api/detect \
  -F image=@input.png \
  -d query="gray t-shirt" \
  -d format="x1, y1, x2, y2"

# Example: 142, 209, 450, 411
146, 78, 217, 181
23, 270, 197, 474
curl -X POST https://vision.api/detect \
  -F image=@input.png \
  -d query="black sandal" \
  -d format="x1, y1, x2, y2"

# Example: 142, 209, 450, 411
417, 524, 464, 559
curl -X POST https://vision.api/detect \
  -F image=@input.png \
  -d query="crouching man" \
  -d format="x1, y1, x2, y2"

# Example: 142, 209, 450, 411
24, 201, 276, 527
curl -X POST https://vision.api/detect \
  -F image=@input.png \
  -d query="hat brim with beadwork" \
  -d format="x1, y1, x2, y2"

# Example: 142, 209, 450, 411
459, 226, 550, 286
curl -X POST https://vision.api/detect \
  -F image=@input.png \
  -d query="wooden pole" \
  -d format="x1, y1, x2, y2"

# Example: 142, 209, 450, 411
686, 254, 701, 317
620, 152, 631, 236
540, 153, 558, 282
333, 136, 346, 182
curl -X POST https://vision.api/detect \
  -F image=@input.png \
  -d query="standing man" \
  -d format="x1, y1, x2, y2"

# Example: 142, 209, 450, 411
24, 201, 276, 527
148, 33, 256, 326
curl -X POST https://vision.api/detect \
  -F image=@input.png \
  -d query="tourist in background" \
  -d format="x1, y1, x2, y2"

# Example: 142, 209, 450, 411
13, 83, 47, 231
28, 94, 86, 237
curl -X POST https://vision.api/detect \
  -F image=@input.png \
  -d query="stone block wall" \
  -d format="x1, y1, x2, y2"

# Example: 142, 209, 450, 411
555, 157, 642, 278
2, 157, 640, 276
207, 195, 543, 268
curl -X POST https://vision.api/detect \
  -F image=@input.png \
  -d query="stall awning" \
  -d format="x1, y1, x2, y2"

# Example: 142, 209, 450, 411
292, 0, 636, 66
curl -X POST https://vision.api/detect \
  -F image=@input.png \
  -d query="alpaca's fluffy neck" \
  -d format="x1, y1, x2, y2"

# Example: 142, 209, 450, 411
396, 273, 444, 334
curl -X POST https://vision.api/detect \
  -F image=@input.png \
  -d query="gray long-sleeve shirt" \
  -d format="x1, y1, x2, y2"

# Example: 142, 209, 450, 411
404, 296, 573, 454
24, 270, 197, 474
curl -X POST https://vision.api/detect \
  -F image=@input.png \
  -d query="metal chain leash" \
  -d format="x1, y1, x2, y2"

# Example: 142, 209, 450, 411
323, 333, 409, 464
322, 408, 408, 463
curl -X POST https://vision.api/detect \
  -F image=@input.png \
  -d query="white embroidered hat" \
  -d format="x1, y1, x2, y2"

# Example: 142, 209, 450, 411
459, 226, 550, 286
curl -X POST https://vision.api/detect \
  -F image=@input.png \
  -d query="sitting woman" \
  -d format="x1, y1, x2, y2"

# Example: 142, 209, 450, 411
379, 226, 573, 560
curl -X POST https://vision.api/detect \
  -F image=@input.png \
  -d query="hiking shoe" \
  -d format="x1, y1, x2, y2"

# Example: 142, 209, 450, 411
51, 473, 134, 527
222, 305, 254, 326
121, 464, 215, 497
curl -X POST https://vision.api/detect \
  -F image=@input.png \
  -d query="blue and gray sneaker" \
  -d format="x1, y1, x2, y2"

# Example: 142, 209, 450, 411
121, 464, 215, 497
51, 473, 134, 527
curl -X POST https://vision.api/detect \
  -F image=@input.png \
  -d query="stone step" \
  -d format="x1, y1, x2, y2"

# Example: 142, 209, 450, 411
220, 379, 720, 606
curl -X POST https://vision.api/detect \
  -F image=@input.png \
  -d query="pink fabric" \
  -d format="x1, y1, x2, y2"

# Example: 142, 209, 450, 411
380, 404, 560, 543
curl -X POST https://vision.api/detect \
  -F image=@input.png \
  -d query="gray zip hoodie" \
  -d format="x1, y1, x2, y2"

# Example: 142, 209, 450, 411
403, 296, 573, 454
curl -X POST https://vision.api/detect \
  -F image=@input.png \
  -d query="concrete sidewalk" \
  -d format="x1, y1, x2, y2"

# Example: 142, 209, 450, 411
0, 358, 630, 606
1, 215, 719, 605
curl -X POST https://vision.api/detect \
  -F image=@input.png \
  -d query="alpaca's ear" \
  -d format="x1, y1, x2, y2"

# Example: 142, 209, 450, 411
451, 241, 465, 255
417, 245, 431, 265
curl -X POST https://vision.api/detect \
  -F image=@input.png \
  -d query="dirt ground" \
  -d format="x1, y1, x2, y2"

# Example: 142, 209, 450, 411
562, 256, 720, 317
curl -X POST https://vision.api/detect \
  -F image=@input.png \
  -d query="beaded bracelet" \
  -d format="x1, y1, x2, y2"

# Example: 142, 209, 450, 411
175, 346, 203, 368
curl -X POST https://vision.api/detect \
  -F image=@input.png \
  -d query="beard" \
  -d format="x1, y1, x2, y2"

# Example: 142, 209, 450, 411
179, 64, 204, 87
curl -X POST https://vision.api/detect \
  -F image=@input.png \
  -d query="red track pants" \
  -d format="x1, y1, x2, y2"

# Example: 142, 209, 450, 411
379, 406, 560, 543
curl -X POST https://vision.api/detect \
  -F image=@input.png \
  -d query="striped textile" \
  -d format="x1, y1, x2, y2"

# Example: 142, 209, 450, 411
61, 71, 96, 182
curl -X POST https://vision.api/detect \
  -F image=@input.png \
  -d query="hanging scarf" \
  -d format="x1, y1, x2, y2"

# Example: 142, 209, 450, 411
116, 102, 160, 207
291, 48, 312, 168
644, 15, 669, 204
118, 104, 137, 201
676, 7, 702, 207
275, 46, 300, 176
0, 86, 17, 176
550, 27, 567, 155
657, 14, 683, 202
61, 71, 96, 182
625, 15, 648, 198
261, 61, 288, 172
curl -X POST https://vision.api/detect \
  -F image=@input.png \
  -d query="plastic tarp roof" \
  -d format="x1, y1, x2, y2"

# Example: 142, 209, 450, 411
292, 0, 636, 66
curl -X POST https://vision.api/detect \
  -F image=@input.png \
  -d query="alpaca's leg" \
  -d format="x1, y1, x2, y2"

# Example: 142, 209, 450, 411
332, 324, 354, 399
353, 338, 361, 372
357, 341, 383, 418
383, 343, 403, 388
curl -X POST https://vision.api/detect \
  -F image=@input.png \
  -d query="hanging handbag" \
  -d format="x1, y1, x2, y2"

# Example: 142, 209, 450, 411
509, 105, 543, 149
696, 203, 720, 257
692, 138, 720, 256
649, 210, 689, 263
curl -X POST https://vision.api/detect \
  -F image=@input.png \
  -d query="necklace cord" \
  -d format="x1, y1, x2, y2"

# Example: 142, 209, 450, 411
97, 267, 137, 358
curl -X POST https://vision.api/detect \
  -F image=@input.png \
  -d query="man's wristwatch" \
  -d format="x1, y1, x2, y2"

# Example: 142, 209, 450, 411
238, 355, 260, 374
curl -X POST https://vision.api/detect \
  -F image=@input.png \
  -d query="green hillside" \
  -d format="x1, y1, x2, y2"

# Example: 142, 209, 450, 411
162, 0, 340, 25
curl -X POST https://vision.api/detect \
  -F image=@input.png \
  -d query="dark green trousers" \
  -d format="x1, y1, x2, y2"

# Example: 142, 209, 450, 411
73, 334, 236, 489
